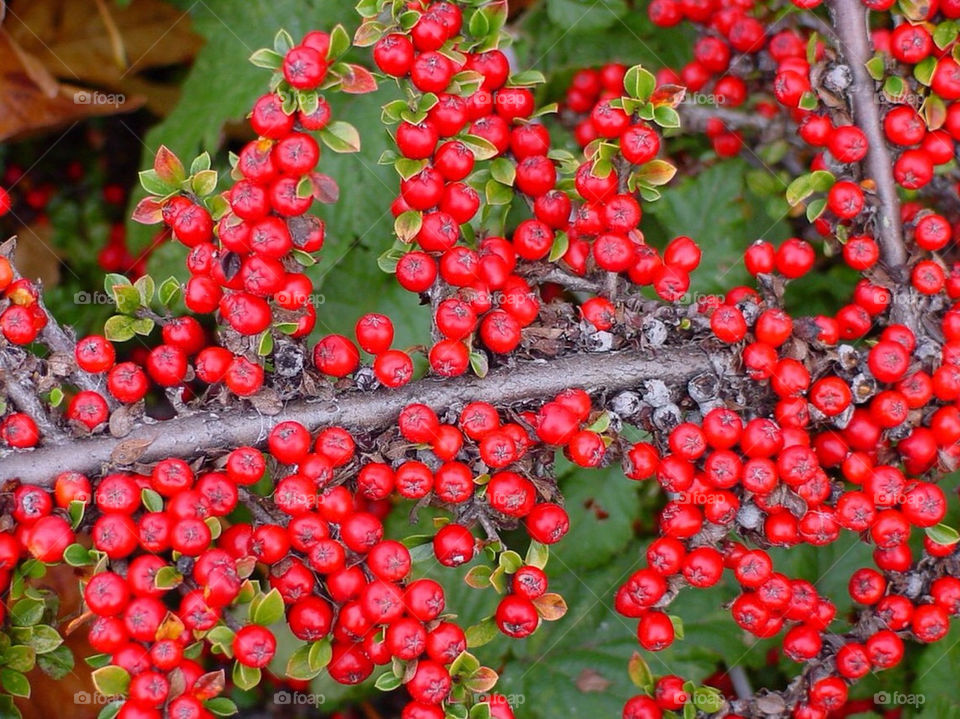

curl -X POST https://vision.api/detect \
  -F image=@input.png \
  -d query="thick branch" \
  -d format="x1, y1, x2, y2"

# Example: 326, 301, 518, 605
829, 0, 914, 327
0, 346, 714, 485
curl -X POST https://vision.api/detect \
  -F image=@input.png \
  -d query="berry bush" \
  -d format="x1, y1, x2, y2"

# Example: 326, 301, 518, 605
2, 0, 960, 717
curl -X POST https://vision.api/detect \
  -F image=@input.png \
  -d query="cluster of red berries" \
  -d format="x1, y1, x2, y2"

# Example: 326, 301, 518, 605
74, 413, 530, 719
0, 257, 49, 349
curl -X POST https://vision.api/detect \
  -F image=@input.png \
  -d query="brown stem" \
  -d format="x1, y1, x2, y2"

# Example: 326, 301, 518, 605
0, 345, 713, 484
829, 0, 915, 329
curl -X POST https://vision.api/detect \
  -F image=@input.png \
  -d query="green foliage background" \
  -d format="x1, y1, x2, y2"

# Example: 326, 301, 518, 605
107, 0, 939, 716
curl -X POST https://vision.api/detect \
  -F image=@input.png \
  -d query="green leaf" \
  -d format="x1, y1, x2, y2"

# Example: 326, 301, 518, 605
469, 704, 492, 719
506, 70, 545, 87
190, 152, 212, 174
158, 277, 182, 307
469, 8, 490, 36
10, 600, 43, 628
652, 105, 680, 128
548, 231, 569, 262
806, 198, 827, 222
249, 48, 283, 69
926, 523, 959, 545
1, 646, 35, 673
104, 315, 135, 342
257, 330, 274, 357
0, 669, 29, 698
327, 23, 351, 60
232, 662, 261, 691
460, 134, 500, 161
308, 638, 332, 671
141, 488, 164, 513
394, 211, 423, 242
131, 280, 154, 312
47, 387, 64, 408
92, 665, 130, 696
375, 672, 402, 691
670, 614, 685, 640
485, 180, 514, 206
131, 317, 155, 336
63, 543, 93, 567
22, 625, 62, 654
692, 686, 725, 715
251, 588, 285, 626
627, 652, 654, 692
498, 551, 523, 574
633, 160, 677, 187
274, 28, 294, 55
525, 541, 549, 570
286, 644, 322, 680
865, 53, 885, 81
623, 64, 656, 101
97, 702, 122, 719
469, 350, 489, 379
36, 645, 73, 680
464, 565, 493, 589
154, 566, 183, 590
138, 169, 176, 197
490, 157, 516, 186
915, 55, 937, 86
465, 619, 498, 648
192, 170, 219, 197
319, 120, 362, 153
113, 285, 142, 315
204, 697, 239, 716
206, 625, 235, 657
85, 653, 112, 669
